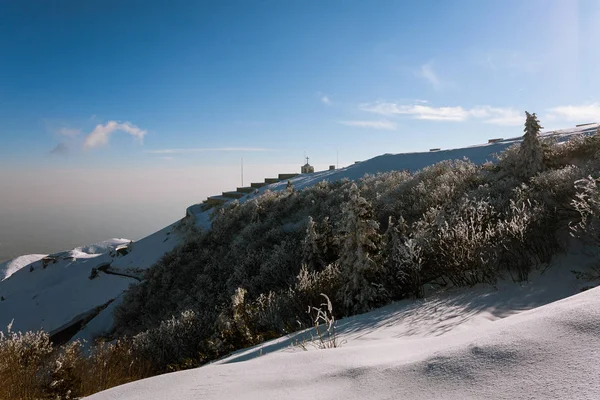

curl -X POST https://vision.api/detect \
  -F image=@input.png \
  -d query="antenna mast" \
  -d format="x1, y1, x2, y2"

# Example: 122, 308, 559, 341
241, 158, 244, 186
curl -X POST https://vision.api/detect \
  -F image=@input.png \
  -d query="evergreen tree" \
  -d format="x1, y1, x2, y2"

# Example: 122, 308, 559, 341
336, 183, 382, 314
518, 111, 544, 178
302, 216, 322, 270
317, 216, 338, 266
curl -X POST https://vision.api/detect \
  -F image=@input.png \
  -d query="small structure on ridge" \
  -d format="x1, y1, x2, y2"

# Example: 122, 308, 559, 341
301, 156, 314, 174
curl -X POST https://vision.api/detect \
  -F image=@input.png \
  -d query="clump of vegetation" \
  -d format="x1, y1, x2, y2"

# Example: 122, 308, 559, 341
0, 322, 152, 400
111, 115, 600, 376
296, 294, 345, 350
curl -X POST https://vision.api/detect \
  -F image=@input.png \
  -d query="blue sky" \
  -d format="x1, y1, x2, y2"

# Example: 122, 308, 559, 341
1, 0, 600, 256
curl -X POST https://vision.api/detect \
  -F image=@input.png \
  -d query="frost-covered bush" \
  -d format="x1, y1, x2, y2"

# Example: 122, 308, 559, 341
544, 129, 600, 169
370, 160, 482, 226
496, 196, 546, 281
295, 263, 343, 317
384, 217, 424, 298
496, 143, 522, 178
572, 176, 600, 245
414, 197, 501, 287
0, 323, 151, 399
211, 288, 264, 357
529, 165, 585, 220
132, 309, 207, 371
0, 323, 53, 399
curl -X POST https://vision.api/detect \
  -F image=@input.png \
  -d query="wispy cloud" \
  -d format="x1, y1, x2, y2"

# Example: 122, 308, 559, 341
418, 61, 441, 89
546, 103, 600, 122
83, 121, 147, 149
361, 102, 468, 121
58, 127, 81, 137
360, 102, 523, 125
339, 120, 396, 130
49, 142, 68, 156
317, 92, 332, 106
471, 106, 523, 126
146, 147, 274, 154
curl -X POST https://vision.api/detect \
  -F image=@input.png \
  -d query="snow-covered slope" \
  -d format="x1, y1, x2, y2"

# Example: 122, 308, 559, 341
0, 254, 46, 281
0, 124, 596, 346
87, 256, 600, 400
0, 231, 180, 338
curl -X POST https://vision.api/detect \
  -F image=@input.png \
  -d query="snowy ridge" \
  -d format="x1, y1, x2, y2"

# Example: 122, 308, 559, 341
188, 124, 600, 213
0, 254, 47, 281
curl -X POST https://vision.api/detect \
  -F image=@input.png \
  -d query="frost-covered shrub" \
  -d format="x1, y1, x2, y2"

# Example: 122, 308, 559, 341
211, 288, 263, 356
496, 143, 522, 178
295, 263, 343, 316
0, 324, 151, 399
414, 197, 500, 287
529, 165, 585, 220
0, 323, 53, 399
373, 160, 482, 226
496, 197, 544, 281
466, 176, 521, 211
79, 339, 152, 395
545, 129, 600, 169
132, 310, 208, 371
495, 183, 563, 281
571, 176, 600, 245
384, 218, 424, 299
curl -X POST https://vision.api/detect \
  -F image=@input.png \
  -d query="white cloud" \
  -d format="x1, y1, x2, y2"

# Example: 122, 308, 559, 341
339, 120, 396, 130
546, 103, 600, 122
317, 92, 332, 105
360, 102, 469, 121
418, 61, 441, 89
360, 102, 523, 125
83, 121, 147, 149
146, 147, 274, 154
58, 127, 81, 137
471, 106, 524, 126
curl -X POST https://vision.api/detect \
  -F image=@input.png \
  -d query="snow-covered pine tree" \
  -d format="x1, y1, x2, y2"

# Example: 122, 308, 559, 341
518, 111, 544, 178
336, 183, 382, 315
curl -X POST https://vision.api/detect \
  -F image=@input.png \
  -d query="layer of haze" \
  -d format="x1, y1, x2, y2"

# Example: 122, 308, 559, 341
0, 162, 338, 261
